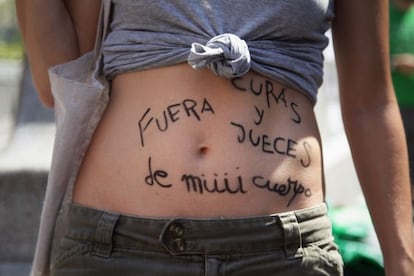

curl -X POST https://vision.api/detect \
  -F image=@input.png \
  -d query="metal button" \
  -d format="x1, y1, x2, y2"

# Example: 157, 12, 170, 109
171, 238, 186, 252
169, 223, 184, 236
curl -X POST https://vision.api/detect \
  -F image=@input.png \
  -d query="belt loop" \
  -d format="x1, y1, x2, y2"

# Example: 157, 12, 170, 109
278, 211, 303, 259
92, 211, 120, 258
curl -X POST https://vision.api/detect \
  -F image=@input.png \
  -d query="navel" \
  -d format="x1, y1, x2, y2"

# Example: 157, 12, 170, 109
198, 146, 209, 156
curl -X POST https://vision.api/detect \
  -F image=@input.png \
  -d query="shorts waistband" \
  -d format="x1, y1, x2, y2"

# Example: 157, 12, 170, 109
65, 203, 332, 258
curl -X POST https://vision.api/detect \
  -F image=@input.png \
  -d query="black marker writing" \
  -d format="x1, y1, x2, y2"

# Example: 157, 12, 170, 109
145, 157, 172, 188
250, 78, 264, 96
252, 176, 312, 207
231, 77, 301, 124
230, 122, 312, 167
138, 98, 215, 147
181, 172, 247, 195
290, 102, 301, 124
254, 106, 265, 125
300, 141, 312, 168
138, 108, 153, 147
230, 122, 297, 157
231, 77, 247, 92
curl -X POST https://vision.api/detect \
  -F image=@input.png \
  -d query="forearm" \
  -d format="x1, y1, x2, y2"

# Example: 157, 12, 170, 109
16, 0, 79, 107
342, 99, 414, 273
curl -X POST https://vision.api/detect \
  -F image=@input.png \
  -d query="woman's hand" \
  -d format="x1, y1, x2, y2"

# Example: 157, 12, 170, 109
392, 53, 414, 75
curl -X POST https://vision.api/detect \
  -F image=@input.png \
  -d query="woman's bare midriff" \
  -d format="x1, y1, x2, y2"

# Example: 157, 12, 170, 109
73, 63, 324, 218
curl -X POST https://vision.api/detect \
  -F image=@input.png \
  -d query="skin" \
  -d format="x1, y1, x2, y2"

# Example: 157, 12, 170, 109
16, 0, 414, 275
390, 0, 414, 217
15, 0, 100, 107
332, 0, 414, 274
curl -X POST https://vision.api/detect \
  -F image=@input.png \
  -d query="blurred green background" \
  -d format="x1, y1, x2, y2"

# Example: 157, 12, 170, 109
0, 0, 23, 60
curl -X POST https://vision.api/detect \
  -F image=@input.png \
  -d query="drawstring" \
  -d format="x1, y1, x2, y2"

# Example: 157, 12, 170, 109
188, 33, 251, 78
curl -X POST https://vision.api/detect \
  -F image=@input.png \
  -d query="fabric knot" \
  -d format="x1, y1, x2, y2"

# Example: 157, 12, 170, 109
188, 33, 251, 78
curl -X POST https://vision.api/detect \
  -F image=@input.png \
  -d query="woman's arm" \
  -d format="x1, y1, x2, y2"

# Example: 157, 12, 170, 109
332, 0, 414, 275
391, 53, 414, 76
15, 0, 101, 107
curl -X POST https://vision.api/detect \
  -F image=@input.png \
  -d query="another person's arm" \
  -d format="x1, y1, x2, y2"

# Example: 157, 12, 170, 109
15, 0, 101, 107
391, 53, 414, 75
332, 1, 414, 275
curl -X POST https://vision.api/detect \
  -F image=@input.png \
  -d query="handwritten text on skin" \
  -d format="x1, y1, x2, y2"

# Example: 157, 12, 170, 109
138, 98, 214, 147
145, 156, 312, 207
229, 77, 312, 168
137, 75, 315, 207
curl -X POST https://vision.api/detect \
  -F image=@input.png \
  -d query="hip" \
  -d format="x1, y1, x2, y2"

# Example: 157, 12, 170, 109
51, 203, 343, 276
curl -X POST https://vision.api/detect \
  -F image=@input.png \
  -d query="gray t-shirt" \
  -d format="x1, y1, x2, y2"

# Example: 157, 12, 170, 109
103, 0, 335, 103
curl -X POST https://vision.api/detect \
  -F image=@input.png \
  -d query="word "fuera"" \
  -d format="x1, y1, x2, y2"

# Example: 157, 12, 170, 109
138, 98, 214, 147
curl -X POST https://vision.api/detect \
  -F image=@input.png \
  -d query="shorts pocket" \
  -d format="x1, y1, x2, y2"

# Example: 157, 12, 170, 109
303, 239, 344, 276
52, 236, 92, 271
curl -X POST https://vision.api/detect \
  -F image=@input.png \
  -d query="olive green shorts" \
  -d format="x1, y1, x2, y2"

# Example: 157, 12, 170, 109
51, 203, 343, 275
